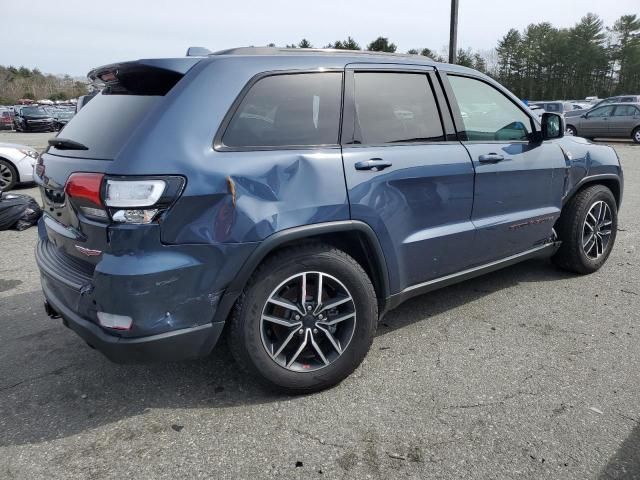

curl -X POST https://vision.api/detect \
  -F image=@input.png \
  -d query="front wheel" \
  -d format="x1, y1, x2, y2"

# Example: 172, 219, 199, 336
632, 127, 640, 144
228, 244, 378, 393
566, 125, 577, 136
552, 185, 618, 274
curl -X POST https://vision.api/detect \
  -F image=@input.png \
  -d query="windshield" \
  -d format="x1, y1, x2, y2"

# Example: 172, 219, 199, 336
22, 106, 48, 115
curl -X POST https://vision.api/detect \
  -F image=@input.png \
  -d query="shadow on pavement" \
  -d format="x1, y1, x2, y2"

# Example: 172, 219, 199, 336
599, 423, 640, 479
0, 258, 571, 447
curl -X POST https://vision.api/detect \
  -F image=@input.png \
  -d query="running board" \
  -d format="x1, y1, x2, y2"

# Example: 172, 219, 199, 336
384, 241, 561, 313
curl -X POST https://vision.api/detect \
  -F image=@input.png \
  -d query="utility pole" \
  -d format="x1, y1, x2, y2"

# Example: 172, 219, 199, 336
449, 0, 459, 64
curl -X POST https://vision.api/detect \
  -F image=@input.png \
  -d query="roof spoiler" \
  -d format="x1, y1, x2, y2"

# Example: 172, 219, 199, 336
87, 59, 201, 95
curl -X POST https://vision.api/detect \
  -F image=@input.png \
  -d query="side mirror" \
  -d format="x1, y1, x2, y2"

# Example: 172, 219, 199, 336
581, 114, 587, 118
541, 112, 564, 140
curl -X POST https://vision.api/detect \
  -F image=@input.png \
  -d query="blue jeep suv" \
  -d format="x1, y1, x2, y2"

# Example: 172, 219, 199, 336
35, 47, 623, 393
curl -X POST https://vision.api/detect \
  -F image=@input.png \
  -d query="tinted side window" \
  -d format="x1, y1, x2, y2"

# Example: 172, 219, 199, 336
448, 75, 532, 141
613, 105, 639, 116
223, 73, 342, 148
352, 73, 444, 144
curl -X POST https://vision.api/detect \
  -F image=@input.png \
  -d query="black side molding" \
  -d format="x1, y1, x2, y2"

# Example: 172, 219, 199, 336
385, 241, 561, 312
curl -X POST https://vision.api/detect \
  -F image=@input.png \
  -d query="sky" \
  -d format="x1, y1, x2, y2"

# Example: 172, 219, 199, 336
2, 0, 638, 77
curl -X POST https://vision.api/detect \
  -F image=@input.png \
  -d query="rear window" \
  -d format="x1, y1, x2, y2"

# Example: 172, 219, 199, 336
49, 64, 188, 159
221, 73, 342, 148
50, 93, 161, 159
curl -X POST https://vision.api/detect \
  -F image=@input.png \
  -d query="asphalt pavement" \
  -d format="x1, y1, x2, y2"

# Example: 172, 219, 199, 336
0, 131, 638, 479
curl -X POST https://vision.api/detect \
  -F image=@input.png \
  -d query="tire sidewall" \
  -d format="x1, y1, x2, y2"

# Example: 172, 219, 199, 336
576, 188, 617, 271
236, 248, 377, 392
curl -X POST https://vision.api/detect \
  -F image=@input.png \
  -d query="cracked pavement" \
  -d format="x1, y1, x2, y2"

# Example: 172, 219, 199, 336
0, 133, 639, 479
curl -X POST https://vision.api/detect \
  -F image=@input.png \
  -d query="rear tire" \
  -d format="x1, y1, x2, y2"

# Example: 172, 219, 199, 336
0, 159, 18, 192
228, 243, 377, 394
632, 127, 640, 144
552, 185, 617, 274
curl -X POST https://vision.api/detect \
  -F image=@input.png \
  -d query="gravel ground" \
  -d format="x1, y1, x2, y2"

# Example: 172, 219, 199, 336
0, 132, 638, 480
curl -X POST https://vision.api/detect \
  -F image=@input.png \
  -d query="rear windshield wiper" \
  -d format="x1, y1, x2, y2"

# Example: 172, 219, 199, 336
48, 138, 89, 150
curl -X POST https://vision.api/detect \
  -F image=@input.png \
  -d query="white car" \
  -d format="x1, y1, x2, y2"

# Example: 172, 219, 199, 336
0, 143, 39, 191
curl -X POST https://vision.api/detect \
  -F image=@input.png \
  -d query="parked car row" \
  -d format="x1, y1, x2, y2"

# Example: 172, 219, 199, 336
528, 95, 640, 142
0, 104, 76, 132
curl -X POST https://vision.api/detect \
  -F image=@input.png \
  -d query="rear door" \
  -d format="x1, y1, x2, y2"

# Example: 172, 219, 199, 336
609, 104, 640, 137
341, 64, 475, 292
442, 73, 565, 265
580, 105, 614, 137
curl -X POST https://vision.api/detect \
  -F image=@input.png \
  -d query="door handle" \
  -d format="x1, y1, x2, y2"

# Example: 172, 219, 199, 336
355, 158, 393, 171
478, 153, 504, 163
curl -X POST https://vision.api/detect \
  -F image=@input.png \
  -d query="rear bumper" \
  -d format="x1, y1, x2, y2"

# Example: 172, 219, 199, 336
34, 214, 258, 363
43, 283, 224, 363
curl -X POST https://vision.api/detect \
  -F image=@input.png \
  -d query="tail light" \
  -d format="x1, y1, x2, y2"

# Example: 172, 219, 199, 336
64, 174, 184, 224
65, 173, 107, 219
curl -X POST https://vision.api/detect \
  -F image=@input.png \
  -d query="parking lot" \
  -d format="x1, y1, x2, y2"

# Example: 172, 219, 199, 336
0, 131, 638, 479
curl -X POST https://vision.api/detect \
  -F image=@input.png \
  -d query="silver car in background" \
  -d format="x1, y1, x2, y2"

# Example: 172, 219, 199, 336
565, 95, 640, 119
0, 143, 39, 191
565, 102, 640, 143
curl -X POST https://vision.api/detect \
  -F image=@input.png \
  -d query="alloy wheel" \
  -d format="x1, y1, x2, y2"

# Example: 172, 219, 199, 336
260, 271, 356, 372
582, 200, 613, 259
0, 163, 14, 190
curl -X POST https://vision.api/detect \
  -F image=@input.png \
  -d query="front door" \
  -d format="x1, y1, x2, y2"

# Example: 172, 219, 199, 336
443, 73, 566, 265
580, 105, 614, 137
341, 66, 475, 293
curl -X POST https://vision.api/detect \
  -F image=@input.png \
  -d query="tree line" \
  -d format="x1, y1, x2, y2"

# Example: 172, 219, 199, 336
0, 66, 88, 104
495, 13, 640, 100
277, 12, 639, 100
1, 12, 637, 104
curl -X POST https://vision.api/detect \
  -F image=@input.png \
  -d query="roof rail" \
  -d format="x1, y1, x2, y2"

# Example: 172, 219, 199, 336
186, 46, 212, 56
209, 46, 433, 61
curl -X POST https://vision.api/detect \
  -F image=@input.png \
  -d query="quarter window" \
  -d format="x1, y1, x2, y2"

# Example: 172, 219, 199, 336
352, 73, 444, 144
448, 75, 532, 141
222, 73, 342, 148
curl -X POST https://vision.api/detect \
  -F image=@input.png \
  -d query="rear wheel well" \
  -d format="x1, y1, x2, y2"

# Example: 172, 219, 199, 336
257, 231, 387, 303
